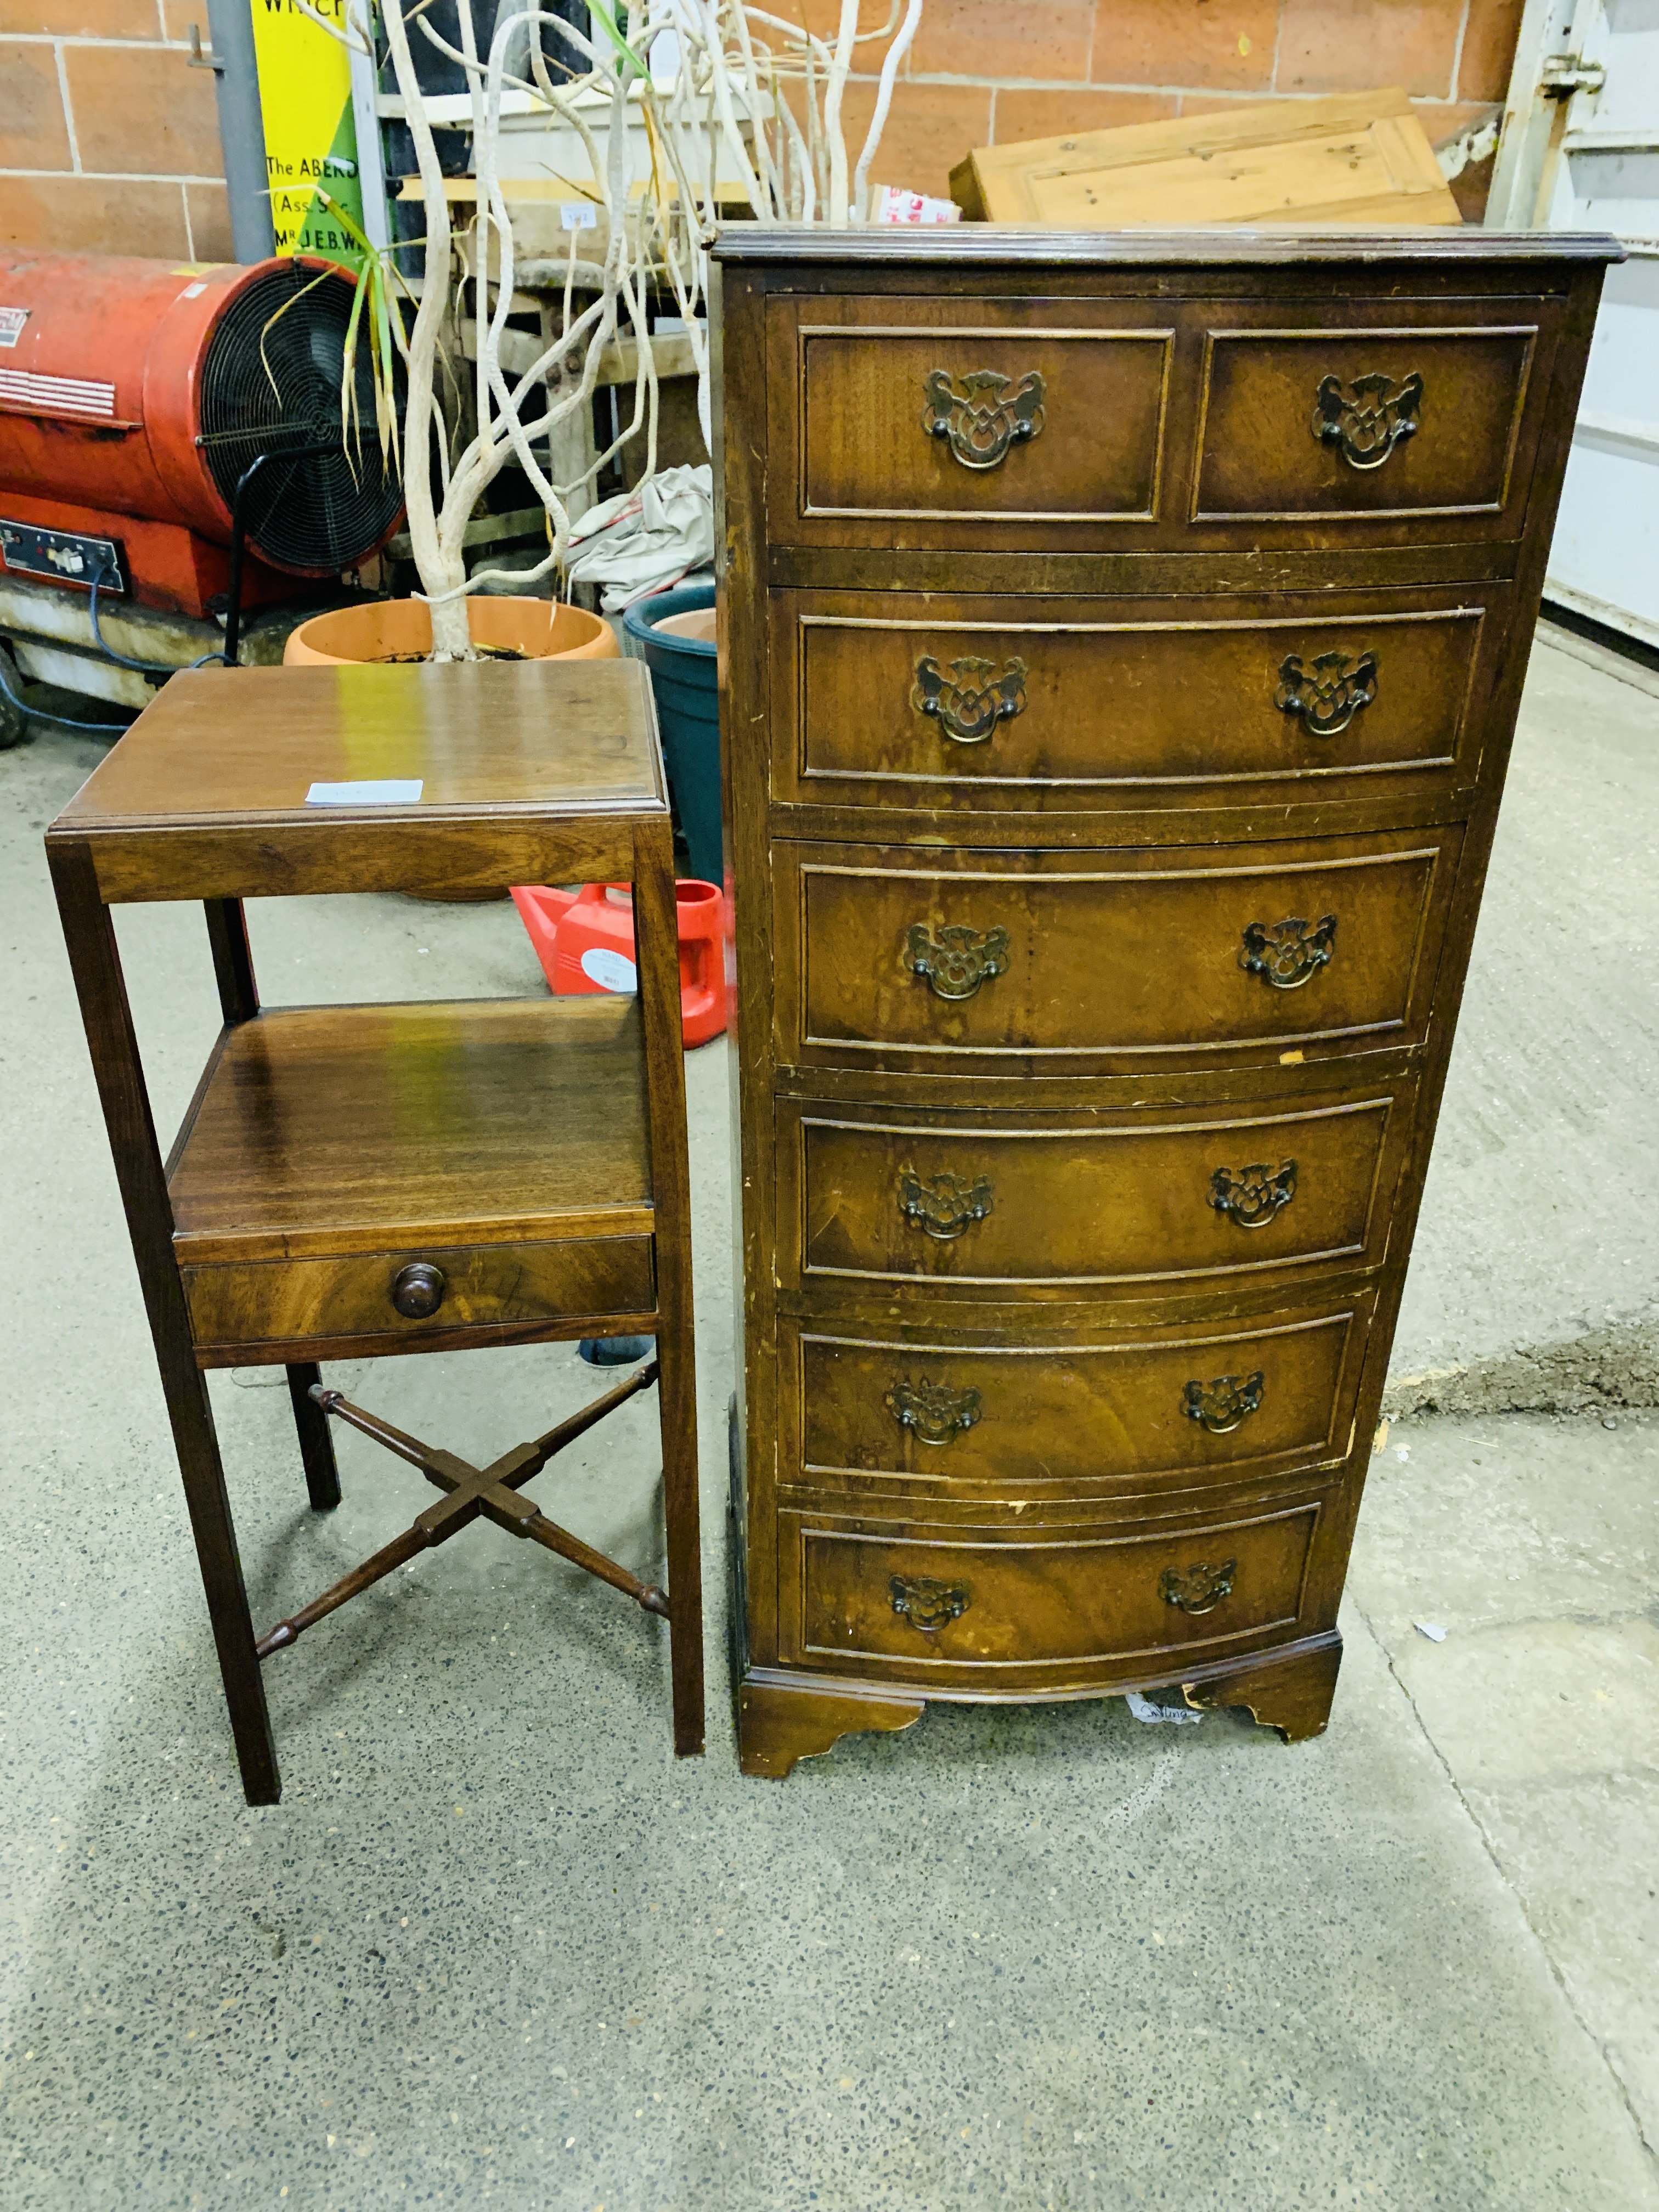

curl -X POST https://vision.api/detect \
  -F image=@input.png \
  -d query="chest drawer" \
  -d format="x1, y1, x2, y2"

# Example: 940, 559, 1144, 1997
183, 1234, 657, 1359
779, 1084, 1413, 1299
775, 830, 1460, 1076
1192, 321, 1537, 523
780, 1496, 1325, 1679
775, 591, 1489, 812
778, 597, 1495, 814
783, 1291, 1375, 1506
787, 310, 1172, 527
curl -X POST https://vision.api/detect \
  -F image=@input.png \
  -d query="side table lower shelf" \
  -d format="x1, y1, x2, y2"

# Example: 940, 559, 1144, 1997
168, 994, 659, 1362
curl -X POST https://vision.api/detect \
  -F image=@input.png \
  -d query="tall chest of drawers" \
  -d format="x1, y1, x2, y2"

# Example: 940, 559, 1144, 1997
711, 229, 1616, 1780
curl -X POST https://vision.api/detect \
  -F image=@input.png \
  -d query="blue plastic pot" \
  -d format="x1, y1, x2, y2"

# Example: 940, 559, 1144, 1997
623, 578, 720, 885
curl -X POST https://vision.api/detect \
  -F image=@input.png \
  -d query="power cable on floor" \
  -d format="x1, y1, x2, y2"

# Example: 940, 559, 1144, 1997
0, 649, 132, 735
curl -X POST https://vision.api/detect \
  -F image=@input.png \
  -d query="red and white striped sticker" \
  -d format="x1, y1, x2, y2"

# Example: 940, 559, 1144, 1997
0, 367, 117, 419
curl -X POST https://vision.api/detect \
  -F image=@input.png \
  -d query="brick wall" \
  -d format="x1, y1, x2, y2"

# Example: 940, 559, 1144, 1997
0, 1, 230, 261
0, 0, 1521, 266
830, 0, 1521, 216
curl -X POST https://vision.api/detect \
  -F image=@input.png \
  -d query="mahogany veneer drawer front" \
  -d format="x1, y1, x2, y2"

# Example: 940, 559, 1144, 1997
763, 283, 1567, 551
778, 595, 1490, 811
785, 1294, 1376, 1502
716, 229, 1615, 1774
793, 317, 1172, 523
777, 831, 1459, 1071
780, 1498, 1324, 1677
1192, 323, 1537, 521
782, 1086, 1411, 1295
182, 1235, 657, 1358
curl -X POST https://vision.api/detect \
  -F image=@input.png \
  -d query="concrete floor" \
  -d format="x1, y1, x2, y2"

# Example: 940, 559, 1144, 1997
2, 627, 1656, 2210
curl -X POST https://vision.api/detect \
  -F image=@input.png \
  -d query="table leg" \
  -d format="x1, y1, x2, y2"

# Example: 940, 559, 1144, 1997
204, 897, 258, 1022
633, 824, 705, 1757
286, 1363, 341, 1511
48, 842, 280, 1804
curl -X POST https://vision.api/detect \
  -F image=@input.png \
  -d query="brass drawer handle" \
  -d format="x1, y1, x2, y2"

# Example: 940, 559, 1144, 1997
1209, 1159, 1296, 1229
1312, 370, 1423, 470
890, 1573, 972, 1632
390, 1261, 446, 1319
905, 922, 1010, 1001
912, 653, 1028, 744
1275, 649, 1378, 737
1160, 1558, 1237, 1616
1183, 1371, 1265, 1435
898, 1167, 995, 1241
886, 1377, 983, 1446
1239, 913, 1336, 989
922, 366, 1047, 471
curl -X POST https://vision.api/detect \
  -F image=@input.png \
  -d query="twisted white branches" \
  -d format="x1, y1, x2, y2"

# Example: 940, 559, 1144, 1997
309, 0, 924, 656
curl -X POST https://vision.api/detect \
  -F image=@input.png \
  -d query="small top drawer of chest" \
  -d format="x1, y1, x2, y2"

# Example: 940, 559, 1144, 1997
790, 312, 1172, 526
1192, 319, 1538, 523
774, 298, 1177, 539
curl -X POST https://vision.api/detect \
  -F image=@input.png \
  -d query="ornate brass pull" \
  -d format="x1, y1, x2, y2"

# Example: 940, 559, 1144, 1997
886, 1377, 983, 1446
1239, 913, 1337, 990
905, 922, 1010, 1002
890, 1574, 972, 1632
1275, 649, 1378, 737
922, 367, 1046, 471
1312, 371, 1423, 470
1182, 1372, 1265, 1435
898, 1167, 995, 1241
912, 653, 1028, 744
1159, 1559, 1237, 1616
1209, 1160, 1296, 1230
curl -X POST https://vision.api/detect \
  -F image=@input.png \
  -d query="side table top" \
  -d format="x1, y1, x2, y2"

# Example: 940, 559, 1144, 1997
47, 657, 669, 904
52, 658, 666, 831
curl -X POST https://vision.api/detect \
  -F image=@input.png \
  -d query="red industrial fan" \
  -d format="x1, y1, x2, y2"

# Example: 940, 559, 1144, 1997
0, 250, 404, 716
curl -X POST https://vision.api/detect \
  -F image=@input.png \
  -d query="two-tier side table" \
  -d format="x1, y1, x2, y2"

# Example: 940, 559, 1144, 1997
46, 657, 703, 1803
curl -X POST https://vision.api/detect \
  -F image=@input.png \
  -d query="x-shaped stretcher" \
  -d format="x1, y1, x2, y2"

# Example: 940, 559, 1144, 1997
256, 1362, 669, 1661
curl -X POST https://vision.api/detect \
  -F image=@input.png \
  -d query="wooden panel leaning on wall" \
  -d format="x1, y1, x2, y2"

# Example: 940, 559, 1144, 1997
950, 91, 1463, 229
710, 226, 1621, 1781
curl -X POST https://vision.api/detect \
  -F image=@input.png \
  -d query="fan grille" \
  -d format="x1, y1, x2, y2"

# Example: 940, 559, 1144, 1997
198, 260, 405, 574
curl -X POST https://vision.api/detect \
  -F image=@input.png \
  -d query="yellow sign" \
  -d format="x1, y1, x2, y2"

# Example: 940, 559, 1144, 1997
252, 0, 367, 263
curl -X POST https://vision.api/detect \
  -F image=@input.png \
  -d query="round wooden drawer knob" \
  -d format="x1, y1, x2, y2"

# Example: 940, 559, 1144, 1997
390, 1261, 446, 1319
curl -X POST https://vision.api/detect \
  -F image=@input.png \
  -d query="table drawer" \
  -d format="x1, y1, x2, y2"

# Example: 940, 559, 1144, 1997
776, 592, 1489, 811
780, 1497, 1324, 1677
776, 830, 1459, 1075
1192, 321, 1538, 523
183, 1235, 657, 1358
780, 1084, 1412, 1296
791, 313, 1173, 526
785, 1293, 1374, 1505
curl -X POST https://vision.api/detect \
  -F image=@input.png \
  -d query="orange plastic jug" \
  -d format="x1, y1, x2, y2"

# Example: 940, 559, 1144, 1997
510, 879, 727, 1047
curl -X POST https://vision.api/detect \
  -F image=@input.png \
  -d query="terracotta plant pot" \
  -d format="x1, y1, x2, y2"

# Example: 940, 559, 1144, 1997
283, 595, 619, 667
